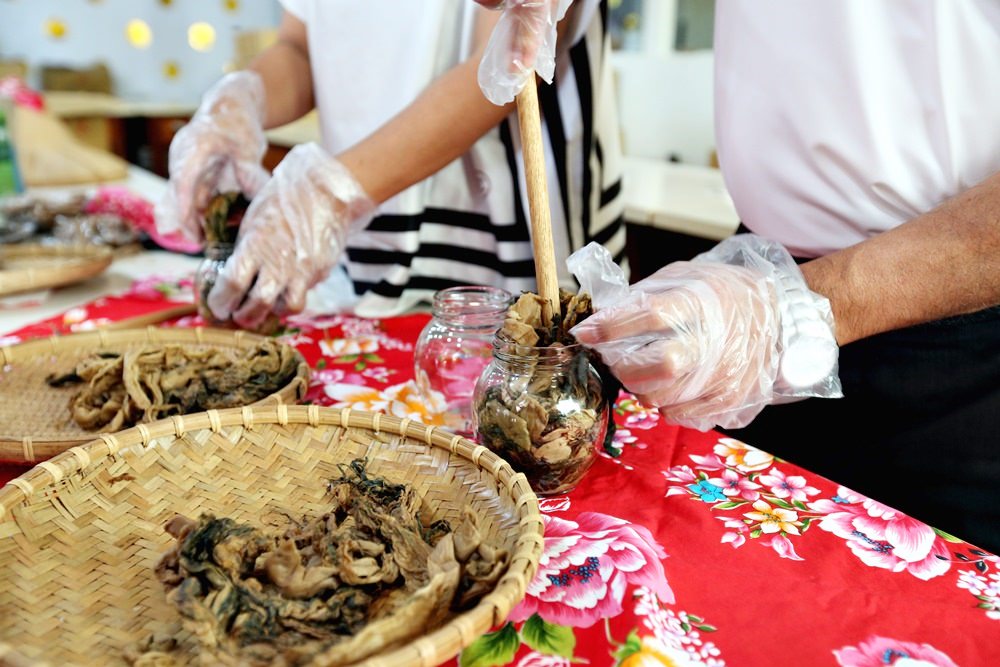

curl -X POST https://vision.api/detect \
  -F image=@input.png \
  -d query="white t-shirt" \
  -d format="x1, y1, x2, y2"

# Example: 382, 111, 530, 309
715, 0, 1000, 258
280, 0, 625, 316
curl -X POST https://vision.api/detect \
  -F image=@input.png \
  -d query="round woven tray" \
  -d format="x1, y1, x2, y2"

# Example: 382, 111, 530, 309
0, 327, 310, 462
0, 405, 543, 667
0, 243, 113, 296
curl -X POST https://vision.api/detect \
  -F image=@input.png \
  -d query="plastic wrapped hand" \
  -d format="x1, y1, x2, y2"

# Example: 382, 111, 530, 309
206, 143, 375, 330
158, 71, 271, 244
569, 235, 842, 431
475, 0, 572, 105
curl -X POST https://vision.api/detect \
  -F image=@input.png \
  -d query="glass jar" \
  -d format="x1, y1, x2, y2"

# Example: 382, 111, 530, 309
194, 242, 233, 326
414, 286, 512, 434
472, 334, 608, 496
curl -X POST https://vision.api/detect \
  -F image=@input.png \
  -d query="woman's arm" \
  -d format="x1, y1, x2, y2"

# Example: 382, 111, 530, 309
247, 12, 315, 129
801, 171, 1000, 345
336, 5, 579, 204
334, 10, 513, 204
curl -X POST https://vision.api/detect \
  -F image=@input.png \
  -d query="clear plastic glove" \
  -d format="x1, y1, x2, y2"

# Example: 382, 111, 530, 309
475, 0, 573, 105
157, 71, 271, 244
569, 235, 842, 431
206, 143, 375, 330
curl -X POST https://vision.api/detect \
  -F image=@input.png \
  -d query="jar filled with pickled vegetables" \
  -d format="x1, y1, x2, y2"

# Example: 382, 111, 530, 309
414, 286, 512, 434
473, 290, 618, 495
473, 332, 609, 496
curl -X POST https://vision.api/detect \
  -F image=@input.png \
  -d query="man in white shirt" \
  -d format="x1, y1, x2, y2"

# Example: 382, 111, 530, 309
568, 0, 1000, 551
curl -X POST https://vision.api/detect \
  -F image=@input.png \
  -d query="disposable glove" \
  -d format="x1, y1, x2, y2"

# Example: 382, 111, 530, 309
158, 71, 270, 244
569, 235, 842, 431
475, 0, 572, 105
207, 142, 375, 330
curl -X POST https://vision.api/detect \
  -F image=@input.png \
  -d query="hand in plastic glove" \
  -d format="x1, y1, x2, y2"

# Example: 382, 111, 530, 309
206, 143, 375, 330
158, 71, 271, 244
570, 235, 842, 431
475, 0, 573, 105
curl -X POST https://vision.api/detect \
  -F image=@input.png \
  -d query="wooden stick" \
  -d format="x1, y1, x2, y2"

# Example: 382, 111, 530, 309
516, 82, 561, 324
100, 303, 197, 330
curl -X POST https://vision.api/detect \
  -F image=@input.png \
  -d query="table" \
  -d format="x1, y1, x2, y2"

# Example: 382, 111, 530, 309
1, 273, 997, 667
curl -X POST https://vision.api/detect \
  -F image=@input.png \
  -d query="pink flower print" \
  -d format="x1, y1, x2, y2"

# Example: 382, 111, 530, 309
616, 395, 661, 430
663, 466, 698, 484
833, 635, 958, 667
510, 512, 673, 628
713, 438, 773, 472
717, 517, 748, 549
759, 534, 804, 561
810, 486, 951, 580
538, 497, 571, 514
688, 453, 726, 470
309, 367, 347, 388
320, 335, 380, 358
126, 275, 192, 301
757, 468, 819, 502
711, 469, 761, 502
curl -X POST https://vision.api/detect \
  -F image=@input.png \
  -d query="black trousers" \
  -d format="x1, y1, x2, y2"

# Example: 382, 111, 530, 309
721, 304, 1000, 554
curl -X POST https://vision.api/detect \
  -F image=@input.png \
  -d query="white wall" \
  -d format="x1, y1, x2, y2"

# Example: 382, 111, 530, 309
612, 50, 715, 165
611, 0, 716, 166
0, 0, 281, 104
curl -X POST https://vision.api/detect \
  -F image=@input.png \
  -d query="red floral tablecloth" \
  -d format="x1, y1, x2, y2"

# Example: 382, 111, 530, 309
1, 276, 998, 667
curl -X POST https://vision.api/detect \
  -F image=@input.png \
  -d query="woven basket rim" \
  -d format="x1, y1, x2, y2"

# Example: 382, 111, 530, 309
0, 243, 113, 297
0, 405, 544, 667
0, 327, 311, 460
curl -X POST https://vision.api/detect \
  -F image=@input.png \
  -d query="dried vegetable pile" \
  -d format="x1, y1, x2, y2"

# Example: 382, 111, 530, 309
45, 339, 299, 431
475, 290, 620, 494
202, 191, 249, 246
128, 460, 509, 666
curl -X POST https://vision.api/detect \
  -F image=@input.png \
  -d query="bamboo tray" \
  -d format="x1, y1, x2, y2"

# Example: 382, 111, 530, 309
0, 327, 310, 462
0, 243, 113, 296
0, 405, 543, 667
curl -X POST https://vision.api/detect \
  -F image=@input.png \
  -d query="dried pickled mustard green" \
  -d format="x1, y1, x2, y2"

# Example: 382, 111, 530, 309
129, 460, 509, 666
203, 191, 249, 245
46, 339, 299, 431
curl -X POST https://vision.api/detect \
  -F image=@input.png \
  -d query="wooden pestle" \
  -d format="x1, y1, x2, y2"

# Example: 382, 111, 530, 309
515, 82, 561, 324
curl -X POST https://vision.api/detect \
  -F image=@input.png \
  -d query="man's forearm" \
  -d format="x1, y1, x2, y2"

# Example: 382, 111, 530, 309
801, 171, 1000, 345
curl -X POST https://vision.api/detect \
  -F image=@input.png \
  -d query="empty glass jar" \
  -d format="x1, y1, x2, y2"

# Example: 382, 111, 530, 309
414, 286, 512, 434
472, 334, 609, 496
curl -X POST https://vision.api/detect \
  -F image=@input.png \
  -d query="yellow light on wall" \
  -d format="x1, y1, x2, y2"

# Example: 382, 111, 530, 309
163, 61, 180, 80
45, 18, 67, 40
224, 0, 240, 12
126, 19, 153, 49
187, 22, 216, 52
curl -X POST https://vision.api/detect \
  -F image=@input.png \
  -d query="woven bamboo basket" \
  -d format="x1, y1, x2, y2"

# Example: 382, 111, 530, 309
0, 243, 113, 296
0, 327, 310, 462
0, 405, 543, 667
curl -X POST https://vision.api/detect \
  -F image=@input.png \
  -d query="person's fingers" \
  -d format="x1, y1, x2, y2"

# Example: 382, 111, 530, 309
234, 161, 271, 201
232, 267, 283, 330
279, 274, 309, 314
207, 244, 260, 321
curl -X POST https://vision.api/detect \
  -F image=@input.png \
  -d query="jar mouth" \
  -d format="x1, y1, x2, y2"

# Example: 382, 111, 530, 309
432, 285, 513, 322
492, 332, 585, 364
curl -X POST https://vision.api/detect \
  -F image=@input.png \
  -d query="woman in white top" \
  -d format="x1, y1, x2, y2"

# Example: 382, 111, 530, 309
158, 0, 624, 324
570, 0, 1000, 551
